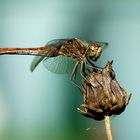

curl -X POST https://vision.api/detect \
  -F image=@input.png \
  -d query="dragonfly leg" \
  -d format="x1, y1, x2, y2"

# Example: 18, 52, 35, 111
83, 61, 91, 77
70, 62, 83, 93
80, 61, 91, 82
80, 61, 98, 89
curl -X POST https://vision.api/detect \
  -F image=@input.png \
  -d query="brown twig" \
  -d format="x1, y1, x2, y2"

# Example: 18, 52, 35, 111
104, 116, 113, 140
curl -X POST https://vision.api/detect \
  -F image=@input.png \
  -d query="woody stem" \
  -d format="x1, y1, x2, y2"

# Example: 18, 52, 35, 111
104, 116, 113, 140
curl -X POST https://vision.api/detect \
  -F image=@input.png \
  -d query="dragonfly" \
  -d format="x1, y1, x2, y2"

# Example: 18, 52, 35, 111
0, 38, 108, 89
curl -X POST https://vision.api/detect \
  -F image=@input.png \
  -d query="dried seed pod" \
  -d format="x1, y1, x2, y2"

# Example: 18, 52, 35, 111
78, 61, 131, 120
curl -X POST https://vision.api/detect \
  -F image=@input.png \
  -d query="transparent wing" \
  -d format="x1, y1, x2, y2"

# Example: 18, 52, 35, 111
47, 38, 75, 46
95, 42, 108, 49
43, 56, 76, 74
30, 56, 46, 72
30, 38, 76, 72
81, 39, 108, 49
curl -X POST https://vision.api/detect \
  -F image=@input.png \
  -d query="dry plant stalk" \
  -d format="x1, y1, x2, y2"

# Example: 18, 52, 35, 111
105, 116, 112, 140
78, 61, 131, 140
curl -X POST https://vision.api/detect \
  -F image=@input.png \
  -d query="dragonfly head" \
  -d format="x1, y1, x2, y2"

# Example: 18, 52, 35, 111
87, 43, 103, 61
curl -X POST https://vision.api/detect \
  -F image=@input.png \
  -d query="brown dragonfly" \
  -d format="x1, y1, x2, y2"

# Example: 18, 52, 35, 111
0, 38, 108, 89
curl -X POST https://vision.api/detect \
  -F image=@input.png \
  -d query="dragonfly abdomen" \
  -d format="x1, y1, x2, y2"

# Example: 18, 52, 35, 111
0, 48, 36, 55
0, 46, 57, 56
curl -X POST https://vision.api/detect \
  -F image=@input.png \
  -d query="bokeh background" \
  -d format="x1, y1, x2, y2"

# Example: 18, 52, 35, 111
0, 0, 139, 139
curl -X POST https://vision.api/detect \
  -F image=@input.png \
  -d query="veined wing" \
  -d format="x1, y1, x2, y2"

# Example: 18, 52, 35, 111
77, 39, 108, 49
30, 38, 76, 72
47, 38, 75, 46
30, 55, 46, 72
30, 55, 75, 74
43, 56, 76, 74
94, 42, 108, 49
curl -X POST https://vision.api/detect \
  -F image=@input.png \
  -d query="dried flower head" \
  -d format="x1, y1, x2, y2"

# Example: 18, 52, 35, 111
78, 61, 131, 120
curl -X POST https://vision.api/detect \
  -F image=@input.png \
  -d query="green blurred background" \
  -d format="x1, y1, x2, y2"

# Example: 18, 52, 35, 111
0, 0, 139, 139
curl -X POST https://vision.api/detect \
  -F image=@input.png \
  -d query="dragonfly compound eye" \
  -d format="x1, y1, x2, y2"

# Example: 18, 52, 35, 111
88, 45, 102, 61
